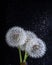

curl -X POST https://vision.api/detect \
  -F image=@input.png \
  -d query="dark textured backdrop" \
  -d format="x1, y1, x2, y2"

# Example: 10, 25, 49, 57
0, 1, 52, 65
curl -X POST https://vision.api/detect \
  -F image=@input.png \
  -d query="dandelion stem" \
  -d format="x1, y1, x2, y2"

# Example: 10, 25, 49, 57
18, 47, 22, 63
23, 51, 28, 63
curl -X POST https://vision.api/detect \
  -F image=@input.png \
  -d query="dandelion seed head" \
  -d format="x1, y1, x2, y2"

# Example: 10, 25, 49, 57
5, 26, 27, 47
25, 38, 46, 58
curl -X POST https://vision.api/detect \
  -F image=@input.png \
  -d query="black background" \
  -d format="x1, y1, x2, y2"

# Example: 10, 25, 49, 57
0, 1, 52, 65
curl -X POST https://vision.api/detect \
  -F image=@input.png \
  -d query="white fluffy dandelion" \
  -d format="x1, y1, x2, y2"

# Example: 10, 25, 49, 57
5, 26, 27, 47
19, 31, 37, 51
25, 38, 46, 58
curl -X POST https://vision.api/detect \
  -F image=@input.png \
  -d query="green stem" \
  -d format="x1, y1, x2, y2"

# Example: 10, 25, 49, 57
23, 51, 28, 63
18, 47, 22, 63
